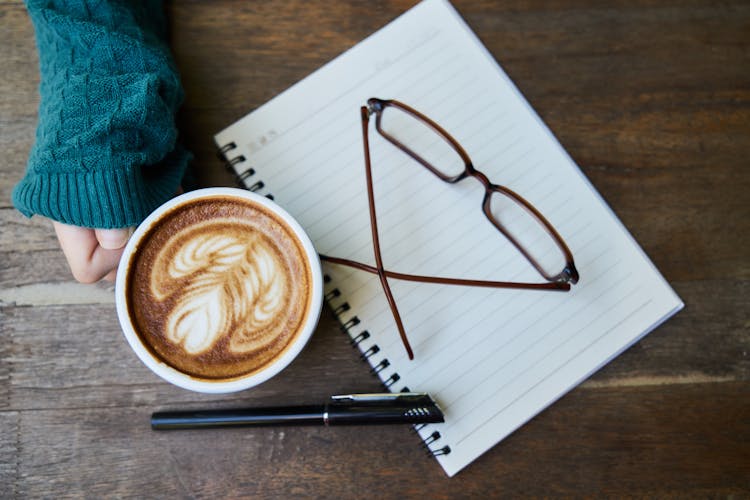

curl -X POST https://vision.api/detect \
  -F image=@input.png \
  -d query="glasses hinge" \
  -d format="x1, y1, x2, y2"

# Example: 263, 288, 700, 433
366, 98, 386, 116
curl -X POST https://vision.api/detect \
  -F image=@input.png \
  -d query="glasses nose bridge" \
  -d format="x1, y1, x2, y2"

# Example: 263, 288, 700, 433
466, 165, 492, 188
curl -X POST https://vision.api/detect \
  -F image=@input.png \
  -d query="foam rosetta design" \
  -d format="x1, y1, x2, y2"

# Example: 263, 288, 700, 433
151, 221, 289, 356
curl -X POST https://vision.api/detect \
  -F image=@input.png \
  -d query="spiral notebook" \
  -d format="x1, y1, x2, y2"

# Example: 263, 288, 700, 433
213, 0, 683, 477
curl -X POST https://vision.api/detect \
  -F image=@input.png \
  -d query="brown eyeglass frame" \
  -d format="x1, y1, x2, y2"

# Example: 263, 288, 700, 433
320, 98, 579, 360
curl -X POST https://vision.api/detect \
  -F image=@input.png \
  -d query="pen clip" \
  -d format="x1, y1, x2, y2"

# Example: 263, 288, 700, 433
330, 392, 436, 407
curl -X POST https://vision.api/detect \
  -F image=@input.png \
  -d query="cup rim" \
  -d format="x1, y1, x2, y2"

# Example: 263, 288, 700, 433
115, 187, 323, 394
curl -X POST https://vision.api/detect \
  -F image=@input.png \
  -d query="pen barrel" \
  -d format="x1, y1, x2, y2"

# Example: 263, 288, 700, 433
326, 404, 444, 425
151, 405, 324, 430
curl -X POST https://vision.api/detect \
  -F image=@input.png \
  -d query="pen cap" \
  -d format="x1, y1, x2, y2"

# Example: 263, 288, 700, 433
330, 392, 437, 406
326, 403, 444, 425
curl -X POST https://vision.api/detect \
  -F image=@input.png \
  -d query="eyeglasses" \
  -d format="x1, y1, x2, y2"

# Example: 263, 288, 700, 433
320, 98, 579, 360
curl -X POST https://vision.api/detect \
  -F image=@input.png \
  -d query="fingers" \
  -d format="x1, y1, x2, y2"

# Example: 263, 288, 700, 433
53, 221, 132, 284
50, 186, 184, 283
103, 268, 119, 282
95, 228, 133, 282
94, 227, 133, 250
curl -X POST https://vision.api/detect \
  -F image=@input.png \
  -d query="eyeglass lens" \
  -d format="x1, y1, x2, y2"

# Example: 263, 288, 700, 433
487, 190, 566, 279
377, 104, 466, 178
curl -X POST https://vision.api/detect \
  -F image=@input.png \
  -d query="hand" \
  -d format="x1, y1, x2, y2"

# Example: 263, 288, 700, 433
52, 221, 134, 283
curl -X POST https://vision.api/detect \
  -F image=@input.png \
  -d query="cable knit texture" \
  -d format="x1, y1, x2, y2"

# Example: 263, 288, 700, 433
13, 0, 191, 228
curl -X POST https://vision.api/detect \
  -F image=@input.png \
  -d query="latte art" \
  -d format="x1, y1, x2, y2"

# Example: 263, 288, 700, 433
152, 224, 289, 356
126, 197, 312, 380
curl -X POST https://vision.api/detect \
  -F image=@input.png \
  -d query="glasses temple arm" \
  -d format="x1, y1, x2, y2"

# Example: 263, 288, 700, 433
360, 106, 415, 360
319, 254, 570, 291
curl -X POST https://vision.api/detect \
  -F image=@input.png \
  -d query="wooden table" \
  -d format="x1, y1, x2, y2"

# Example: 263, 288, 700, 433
2, 0, 748, 497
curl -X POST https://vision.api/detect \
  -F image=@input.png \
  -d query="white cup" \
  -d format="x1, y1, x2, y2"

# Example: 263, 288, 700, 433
115, 187, 323, 393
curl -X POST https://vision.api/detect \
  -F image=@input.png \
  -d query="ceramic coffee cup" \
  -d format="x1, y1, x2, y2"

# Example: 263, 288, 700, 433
115, 187, 322, 393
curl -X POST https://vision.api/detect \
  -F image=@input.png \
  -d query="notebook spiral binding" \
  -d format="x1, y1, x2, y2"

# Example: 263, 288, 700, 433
217, 142, 275, 200
324, 275, 451, 458
217, 141, 449, 458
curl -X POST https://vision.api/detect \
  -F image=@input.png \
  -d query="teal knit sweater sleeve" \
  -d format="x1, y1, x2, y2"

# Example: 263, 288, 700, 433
13, 0, 192, 229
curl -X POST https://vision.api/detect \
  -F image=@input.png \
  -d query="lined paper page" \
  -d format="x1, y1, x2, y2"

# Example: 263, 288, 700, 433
215, 0, 683, 477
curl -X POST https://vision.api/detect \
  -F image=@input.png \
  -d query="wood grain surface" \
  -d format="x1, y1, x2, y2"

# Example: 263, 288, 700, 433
1, 0, 748, 497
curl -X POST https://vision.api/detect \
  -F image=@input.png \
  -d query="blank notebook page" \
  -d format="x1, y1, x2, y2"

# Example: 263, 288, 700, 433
215, 0, 683, 477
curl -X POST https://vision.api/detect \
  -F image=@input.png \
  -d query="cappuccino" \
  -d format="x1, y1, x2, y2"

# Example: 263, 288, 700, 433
117, 189, 322, 391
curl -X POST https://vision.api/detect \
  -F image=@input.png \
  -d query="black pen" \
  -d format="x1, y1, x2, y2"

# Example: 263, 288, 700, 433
151, 392, 444, 430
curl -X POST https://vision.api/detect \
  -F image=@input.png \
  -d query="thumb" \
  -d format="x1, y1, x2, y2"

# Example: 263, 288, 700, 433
94, 227, 134, 250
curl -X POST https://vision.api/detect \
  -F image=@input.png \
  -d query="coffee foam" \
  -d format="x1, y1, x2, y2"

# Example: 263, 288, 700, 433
126, 197, 312, 380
